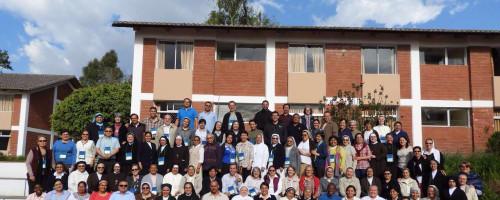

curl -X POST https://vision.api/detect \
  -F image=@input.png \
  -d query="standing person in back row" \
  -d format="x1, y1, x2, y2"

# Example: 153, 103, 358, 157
176, 98, 198, 130
143, 106, 164, 144
86, 113, 108, 144
222, 101, 245, 134
279, 104, 293, 126
322, 112, 338, 141
199, 101, 218, 133
128, 113, 146, 143
254, 100, 272, 131
96, 126, 121, 174
264, 111, 288, 145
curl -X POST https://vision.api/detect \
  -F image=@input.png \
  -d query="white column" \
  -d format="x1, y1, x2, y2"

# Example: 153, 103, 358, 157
266, 39, 276, 111
16, 93, 30, 156
131, 34, 144, 118
410, 42, 423, 147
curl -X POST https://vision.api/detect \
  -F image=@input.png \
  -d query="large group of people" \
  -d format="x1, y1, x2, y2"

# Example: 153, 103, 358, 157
26, 99, 484, 200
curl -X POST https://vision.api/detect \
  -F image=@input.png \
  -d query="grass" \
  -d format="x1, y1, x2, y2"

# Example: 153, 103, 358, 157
0, 152, 26, 162
444, 152, 500, 200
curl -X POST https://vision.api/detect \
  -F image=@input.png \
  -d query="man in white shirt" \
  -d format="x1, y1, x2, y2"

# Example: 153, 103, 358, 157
163, 165, 185, 197
360, 186, 384, 200
221, 164, 243, 198
198, 101, 217, 133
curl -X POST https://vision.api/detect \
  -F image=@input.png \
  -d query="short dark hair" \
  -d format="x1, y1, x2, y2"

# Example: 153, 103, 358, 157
283, 104, 290, 109
199, 119, 206, 124
144, 131, 152, 136
240, 131, 248, 136
184, 98, 192, 104
149, 106, 157, 112
413, 146, 422, 152
262, 100, 269, 105
394, 121, 402, 126
260, 182, 269, 189
130, 113, 139, 118
228, 101, 236, 105
249, 119, 256, 124
271, 111, 279, 116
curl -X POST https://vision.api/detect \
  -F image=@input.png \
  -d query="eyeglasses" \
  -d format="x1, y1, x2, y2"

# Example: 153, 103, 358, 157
119, 185, 128, 187
131, 169, 139, 171
426, 143, 433, 145
39, 140, 46, 142
78, 165, 86, 168
143, 187, 150, 189
97, 167, 105, 169
343, 139, 349, 141
82, 134, 89, 136
105, 131, 112, 132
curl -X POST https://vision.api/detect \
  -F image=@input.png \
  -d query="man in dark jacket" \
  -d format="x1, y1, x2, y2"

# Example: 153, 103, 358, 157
111, 112, 130, 145
287, 114, 307, 143
221, 101, 245, 134
128, 113, 146, 143
264, 111, 288, 145
200, 167, 222, 196
254, 100, 272, 130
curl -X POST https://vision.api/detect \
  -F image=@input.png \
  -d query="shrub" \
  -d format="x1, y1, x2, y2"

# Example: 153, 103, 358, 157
0, 153, 26, 162
487, 131, 500, 155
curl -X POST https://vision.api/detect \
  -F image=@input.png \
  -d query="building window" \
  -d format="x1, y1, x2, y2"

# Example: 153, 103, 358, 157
420, 47, 466, 65
157, 41, 194, 70
362, 46, 396, 74
288, 104, 324, 116
216, 43, 266, 61
492, 48, 500, 76
0, 95, 14, 112
289, 44, 325, 73
0, 130, 10, 151
421, 108, 469, 126
215, 103, 261, 122
155, 101, 184, 121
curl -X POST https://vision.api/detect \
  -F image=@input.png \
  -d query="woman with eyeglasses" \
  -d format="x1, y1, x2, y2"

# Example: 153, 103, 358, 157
455, 161, 483, 196
190, 135, 205, 175
45, 179, 71, 199
127, 164, 143, 194
68, 161, 89, 193
119, 132, 139, 174
299, 165, 320, 198
157, 136, 172, 176
298, 130, 315, 176
90, 180, 112, 200
26, 135, 53, 194
269, 134, 286, 175
380, 169, 400, 200
68, 181, 90, 200
422, 139, 444, 171
88, 163, 107, 193
76, 130, 96, 173
340, 135, 357, 175
406, 147, 429, 187
46, 162, 69, 192
136, 182, 156, 200
264, 165, 283, 197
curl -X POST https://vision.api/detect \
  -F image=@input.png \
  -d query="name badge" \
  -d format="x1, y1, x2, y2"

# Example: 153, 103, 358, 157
249, 188, 256, 196
152, 187, 157, 195
381, 136, 386, 143
158, 157, 165, 165
230, 154, 236, 163
126, 152, 132, 160
330, 155, 335, 164
250, 140, 255, 144
163, 127, 169, 135
78, 151, 85, 159
184, 138, 189, 146
387, 154, 394, 162
238, 153, 245, 161
269, 154, 274, 162
42, 159, 46, 169
285, 157, 290, 165
98, 130, 104, 138
228, 186, 235, 195
202, 140, 206, 145
164, 133, 170, 138
104, 147, 111, 154
151, 128, 157, 136
130, 188, 136, 193
114, 135, 119, 139
59, 153, 67, 159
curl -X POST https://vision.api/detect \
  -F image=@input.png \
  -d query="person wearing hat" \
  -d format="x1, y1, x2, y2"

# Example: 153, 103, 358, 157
281, 187, 299, 200
87, 162, 108, 193
86, 113, 109, 143
156, 183, 176, 200
106, 162, 127, 192
368, 133, 387, 178
178, 182, 200, 200
157, 136, 172, 176
119, 132, 139, 174
319, 183, 341, 200
172, 136, 190, 174
163, 165, 186, 198
68, 161, 89, 193
111, 112, 131, 145
442, 177, 466, 200
136, 182, 157, 200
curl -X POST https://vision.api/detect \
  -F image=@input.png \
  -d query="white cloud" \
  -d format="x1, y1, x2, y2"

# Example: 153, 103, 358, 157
449, 2, 469, 15
0, 0, 215, 76
313, 0, 469, 28
258, 0, 284, 12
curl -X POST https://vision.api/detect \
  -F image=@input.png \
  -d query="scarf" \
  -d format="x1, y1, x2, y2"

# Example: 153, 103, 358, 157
354, 143, 367, 157
334, 146, 341, 177
412, 156, 423, 176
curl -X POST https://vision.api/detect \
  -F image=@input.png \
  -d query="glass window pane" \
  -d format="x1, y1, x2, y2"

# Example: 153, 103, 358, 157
362, 48, 377, 74
378, 47, 395, 74
447, 48, 465, 65
421, 108, 448, 126
176, 42, 194, 69
217, 43, 235, 60
236, 44, 266, 61
161, 42, 176, 69
420, 48, 445, 65
449, 109, 468, 126
289, 45, 306, 72
306, 45, 324, 73
0, 137, 9, 151
216, 103, 261, 122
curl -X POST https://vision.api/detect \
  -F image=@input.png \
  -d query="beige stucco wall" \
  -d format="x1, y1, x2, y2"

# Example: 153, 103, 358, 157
153, 69, 193, 100
361, 74, 400, 105
0, 112, 12, 130
494, 77, 500, 106
288, 73, 326, 103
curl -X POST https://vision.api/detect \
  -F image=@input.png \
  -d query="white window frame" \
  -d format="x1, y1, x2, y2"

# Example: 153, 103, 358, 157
421, 107, 470, 127
361, 45, 398, 74
288, 43, 326, 73
420, 47, 468, 66
155, 40, 195, 70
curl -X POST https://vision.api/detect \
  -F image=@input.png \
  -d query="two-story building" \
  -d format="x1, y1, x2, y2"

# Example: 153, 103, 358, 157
113, 21, 500, 152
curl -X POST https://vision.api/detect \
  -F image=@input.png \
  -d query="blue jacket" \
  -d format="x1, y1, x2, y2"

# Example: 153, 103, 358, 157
314, 141, 328, 167
52, 140, 77, 165
318, 193, 341, 200
389, 130, 410, 146
338, 128, 353, 143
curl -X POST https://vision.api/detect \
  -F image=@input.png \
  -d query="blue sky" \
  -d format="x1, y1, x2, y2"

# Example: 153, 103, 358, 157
0, 0, 499, 77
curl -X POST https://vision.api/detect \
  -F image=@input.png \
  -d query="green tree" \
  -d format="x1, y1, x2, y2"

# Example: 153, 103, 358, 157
79, 50, 124, 87
0, 49, 12, 71
206, 0, 277, 26
50, 83, 131, 137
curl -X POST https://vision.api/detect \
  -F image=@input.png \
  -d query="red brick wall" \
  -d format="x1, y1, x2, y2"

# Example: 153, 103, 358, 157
28, 88, 54, 130
193, 40, 216, 94
142, 38, 156, 93
470, 107, 494, 151
140, 100, 154, 121
214, 60, 265, 96
420, 65, 470, 100
191, 102, 205, 115
422, 126, 473, 153
398, 45, 411, 99
9, 130, 18, 156
275, 42, 288, 96
325, 44, 362, 97
57, 83, 73, 100
468, 47, 493, 100
11, 94, 22, 126
274, 104, 284, 114
398, 106, 413, 144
